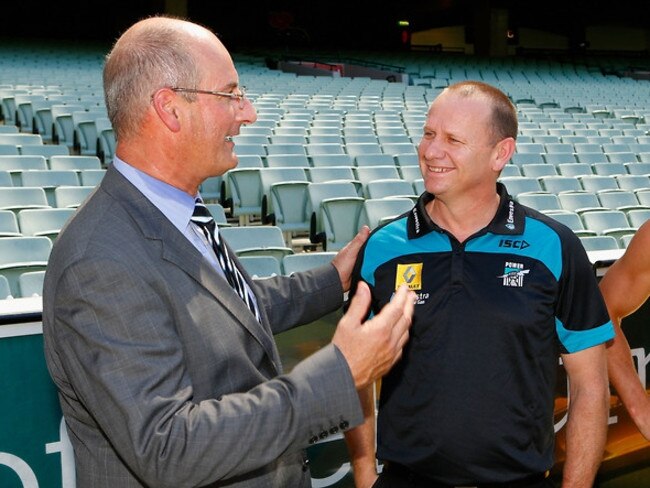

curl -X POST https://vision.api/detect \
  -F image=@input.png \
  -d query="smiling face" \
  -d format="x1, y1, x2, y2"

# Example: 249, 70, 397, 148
177, 36, 257, 185
418, 90, 504, 203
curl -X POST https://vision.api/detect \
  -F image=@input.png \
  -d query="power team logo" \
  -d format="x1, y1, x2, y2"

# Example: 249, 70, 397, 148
395, 263, 423, 290
498, 261, 530, 287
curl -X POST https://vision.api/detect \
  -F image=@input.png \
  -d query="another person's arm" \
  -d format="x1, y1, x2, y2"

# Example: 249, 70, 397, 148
599, 221, 650, 438
560, 345, 610, 488
344, 385, 378, 488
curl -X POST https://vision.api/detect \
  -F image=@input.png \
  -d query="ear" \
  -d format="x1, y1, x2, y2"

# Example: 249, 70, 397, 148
492, 137, 516, 172
151, 88, 181, 132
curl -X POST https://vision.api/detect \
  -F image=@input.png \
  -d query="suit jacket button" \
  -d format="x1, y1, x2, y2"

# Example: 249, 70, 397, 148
339, 420, 349, 430
309, 436, 318, 444
319, 431, 328, 439
329, 426, 339, 435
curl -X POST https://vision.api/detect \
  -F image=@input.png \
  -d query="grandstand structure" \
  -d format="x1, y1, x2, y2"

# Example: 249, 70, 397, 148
1, 41, 650, 297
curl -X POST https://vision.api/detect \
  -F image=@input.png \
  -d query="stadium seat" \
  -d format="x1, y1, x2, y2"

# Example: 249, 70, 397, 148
18, 270, 46, 297
359, 197, 413, 229
17, 207, 75, 242
53, 185, 94, 208
219, 225, 293, 262
0, 187, 50, 213
0, 209, 21, 237
579, 235, 620, 251
223, 168, 263, 225
238, 255, 282, 279
516, 193, 562, 212
282, 252, 337, 275
0, 236, 52, 297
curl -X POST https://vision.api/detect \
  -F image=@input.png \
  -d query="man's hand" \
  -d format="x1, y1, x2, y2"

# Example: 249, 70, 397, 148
333, 282, 414, 390
331, 226, 370, 292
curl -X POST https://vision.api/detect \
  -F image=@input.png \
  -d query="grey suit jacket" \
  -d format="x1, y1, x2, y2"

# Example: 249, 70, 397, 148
42, 166, 363, 488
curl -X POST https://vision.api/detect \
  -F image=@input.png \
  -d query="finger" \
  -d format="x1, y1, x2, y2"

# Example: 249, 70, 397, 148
370, 284, 410, 330
343, 281, 371, 325
351, 225, 370, 248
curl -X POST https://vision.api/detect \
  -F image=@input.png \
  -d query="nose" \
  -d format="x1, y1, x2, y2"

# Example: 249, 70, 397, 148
237, 98, 257, 125
419, 138, 444, 160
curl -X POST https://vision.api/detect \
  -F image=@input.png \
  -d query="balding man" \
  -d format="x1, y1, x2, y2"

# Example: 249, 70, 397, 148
42, 15, 414, 488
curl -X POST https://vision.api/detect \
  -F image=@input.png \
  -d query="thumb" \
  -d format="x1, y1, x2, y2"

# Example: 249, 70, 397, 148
344, 281, 371, 326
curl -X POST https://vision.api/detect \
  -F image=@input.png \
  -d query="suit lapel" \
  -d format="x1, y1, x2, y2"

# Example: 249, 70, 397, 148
99, 166, 280, 373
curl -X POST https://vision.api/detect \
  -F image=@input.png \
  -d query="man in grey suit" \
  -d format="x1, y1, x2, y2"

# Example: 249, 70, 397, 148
42, 15, 415, 488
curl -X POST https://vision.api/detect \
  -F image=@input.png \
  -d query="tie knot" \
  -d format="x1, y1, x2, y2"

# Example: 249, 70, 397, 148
191, 200, 214, 227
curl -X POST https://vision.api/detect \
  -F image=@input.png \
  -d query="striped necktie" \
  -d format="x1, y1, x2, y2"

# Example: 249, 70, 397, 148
191, 200, 261, 323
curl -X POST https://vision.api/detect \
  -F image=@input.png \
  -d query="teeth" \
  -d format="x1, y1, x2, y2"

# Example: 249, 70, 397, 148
429, 167, 449, 173
225, 136, 233, 142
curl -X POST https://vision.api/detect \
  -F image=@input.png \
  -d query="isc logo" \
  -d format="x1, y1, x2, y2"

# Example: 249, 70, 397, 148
499, 239, 530, 249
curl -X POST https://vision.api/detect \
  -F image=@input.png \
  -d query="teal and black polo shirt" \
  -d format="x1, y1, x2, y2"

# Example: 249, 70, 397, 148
350, 183, 614, 485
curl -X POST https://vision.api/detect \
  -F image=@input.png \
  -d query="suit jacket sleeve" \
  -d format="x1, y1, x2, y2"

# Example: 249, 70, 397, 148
252, 263, 344, 335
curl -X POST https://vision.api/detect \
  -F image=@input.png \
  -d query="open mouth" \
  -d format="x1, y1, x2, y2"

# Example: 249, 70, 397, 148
426, 166, 453, 173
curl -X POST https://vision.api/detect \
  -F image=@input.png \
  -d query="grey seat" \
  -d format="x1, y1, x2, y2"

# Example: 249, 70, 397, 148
53, 185, 94, 208
365, 179, 417, 200
0, 236, 52, 297
306, 181, 360, 247
581, 209, 637, 239
579, 235, 620, 251
19, 170, 80, 206
499, 176, 543, 196
219, 225, 294, 263
545, 211, 596, 237
238, 255, 282, 279
282, 251, 337, 275
516, 193, 562, 212
17, 207, 76, 242
18, 270, 46, 297
557, 191, 603, 214
539, 176, 583, 193
0, 209, 21, 237
0, 186, 50, 213
49, 155, 102, 171
223, 168, 263, 225
359, 198, 413, 229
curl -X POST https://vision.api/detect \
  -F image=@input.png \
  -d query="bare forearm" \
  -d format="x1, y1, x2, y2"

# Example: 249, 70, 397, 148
344, 385, 378, 488
561, 385, 609, 487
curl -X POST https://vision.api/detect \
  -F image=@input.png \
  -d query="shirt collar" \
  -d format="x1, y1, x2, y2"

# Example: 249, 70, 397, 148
407, 182, 526, 240
112, 157, 198, 235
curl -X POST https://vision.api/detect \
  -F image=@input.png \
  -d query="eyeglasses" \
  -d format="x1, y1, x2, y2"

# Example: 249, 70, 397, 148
170, 87, 247, 109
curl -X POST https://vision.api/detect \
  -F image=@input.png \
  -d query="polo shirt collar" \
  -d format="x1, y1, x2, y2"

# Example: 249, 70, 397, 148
407, 182, 525, 239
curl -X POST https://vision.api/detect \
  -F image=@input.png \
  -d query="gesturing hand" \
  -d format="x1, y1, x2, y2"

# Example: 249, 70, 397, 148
333, 282, 415, 390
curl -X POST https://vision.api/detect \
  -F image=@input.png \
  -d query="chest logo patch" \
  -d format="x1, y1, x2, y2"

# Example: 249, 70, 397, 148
498, 261, 530, 287
395, 263, 423, 291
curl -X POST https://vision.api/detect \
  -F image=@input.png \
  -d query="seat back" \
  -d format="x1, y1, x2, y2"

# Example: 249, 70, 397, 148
320, 196, 365, 251
307, 181, 359, 244
53, 185, 94, 208
359, 197, 413, 229
0, 209, 21, 237
579, 235, 620, 251
0, 236, 52, 296
282, 252, 337, 275
365, 178, 416, 200
0, 187, 50, 213
238, 255, 282, 278
224, 168, 263, 224
219, 225, 293, 262
268, 181, 311, 236
18, 270, 46, 297
17, 207, 76, 241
